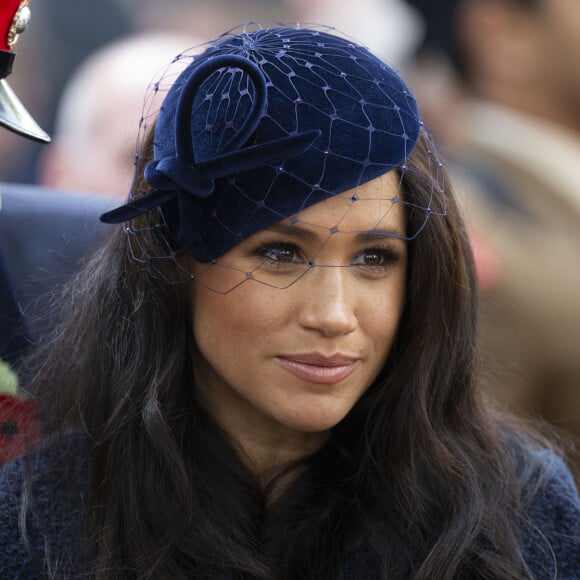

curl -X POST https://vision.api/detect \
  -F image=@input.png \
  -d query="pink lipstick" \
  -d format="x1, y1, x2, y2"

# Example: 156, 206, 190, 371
276, 353, 358, 384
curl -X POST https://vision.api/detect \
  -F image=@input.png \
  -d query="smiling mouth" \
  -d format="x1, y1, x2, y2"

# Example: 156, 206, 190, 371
276, 355, 359, 384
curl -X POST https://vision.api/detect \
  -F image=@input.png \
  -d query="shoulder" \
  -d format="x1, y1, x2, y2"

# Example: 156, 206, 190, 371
0, 431, 90, 577
515, 444, 580, 578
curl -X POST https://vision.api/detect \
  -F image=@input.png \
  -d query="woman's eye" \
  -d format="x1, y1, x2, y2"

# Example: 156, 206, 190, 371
353, 247, 398, 269
256, 243, 302, 263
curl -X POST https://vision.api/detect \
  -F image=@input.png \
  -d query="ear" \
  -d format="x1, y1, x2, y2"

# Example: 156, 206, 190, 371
457, 0, 544, 89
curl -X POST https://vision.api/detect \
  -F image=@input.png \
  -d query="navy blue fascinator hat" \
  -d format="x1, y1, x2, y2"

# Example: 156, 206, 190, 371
100, 24, 423, 263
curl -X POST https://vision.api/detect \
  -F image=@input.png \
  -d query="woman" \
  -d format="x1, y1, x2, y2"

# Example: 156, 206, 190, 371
1, 23, 579, 579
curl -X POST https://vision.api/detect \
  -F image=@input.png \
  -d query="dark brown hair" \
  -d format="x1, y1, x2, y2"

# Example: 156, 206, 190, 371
19, 129, 544, 578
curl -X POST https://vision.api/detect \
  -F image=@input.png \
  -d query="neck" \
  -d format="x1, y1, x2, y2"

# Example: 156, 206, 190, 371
238, 427, 328, 485
221, 412, 330, 502
194, 381, 329, 487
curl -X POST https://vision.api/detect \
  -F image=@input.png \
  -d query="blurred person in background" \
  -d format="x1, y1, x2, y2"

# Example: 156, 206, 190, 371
38, 32, 194, 197
405, 0, 580, 478
1, 1, 130, 463
1, 0, 50, 379
1, 0, 50, 461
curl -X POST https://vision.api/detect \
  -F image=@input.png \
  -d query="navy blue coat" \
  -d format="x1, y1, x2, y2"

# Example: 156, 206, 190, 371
0, 433, 579, 578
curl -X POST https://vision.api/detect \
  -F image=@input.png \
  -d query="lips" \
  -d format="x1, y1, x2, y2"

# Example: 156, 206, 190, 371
276, 353, 359, 384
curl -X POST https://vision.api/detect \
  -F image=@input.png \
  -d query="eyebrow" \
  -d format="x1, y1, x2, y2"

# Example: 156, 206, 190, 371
263, 223, 407, 243
263, 223, 321, 242
354, 229, 407, 244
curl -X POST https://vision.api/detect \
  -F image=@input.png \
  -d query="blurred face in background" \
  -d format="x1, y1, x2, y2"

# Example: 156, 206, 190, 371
38, 33, 193, 197
533, 0, 580, 114
458, 0, 580, 129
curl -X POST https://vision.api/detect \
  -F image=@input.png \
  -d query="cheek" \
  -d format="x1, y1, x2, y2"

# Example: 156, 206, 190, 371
190, 283, 291, 354
192, 293, 243, 357
359, 280, 407, 358
368, 276, 407, 348
378, 304, 404, 353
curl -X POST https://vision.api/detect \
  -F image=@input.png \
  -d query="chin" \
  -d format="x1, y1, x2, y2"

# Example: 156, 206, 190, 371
282, 408, 351, 434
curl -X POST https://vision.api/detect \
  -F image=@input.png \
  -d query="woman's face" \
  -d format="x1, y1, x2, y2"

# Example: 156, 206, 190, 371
190, 171, 407, 449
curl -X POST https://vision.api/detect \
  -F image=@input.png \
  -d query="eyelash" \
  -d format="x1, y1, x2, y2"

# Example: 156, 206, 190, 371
253, 239, 401, 273
255, 242, 303, 265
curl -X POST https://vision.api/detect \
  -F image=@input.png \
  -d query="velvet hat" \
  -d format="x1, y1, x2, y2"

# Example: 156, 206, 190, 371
101, 25, 423, 262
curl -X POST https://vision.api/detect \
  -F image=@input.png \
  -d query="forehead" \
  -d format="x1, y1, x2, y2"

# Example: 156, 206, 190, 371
290, 170, 403, 233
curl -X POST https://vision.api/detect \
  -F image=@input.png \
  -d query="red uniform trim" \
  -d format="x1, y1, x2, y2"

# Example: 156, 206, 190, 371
0, 393, 41, 463
0, 0, 29, 52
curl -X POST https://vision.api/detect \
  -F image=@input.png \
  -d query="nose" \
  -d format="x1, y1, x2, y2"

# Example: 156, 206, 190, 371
297, 266, 357, 338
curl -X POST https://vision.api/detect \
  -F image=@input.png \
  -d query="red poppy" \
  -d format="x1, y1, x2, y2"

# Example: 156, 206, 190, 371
0, 394, 41, 464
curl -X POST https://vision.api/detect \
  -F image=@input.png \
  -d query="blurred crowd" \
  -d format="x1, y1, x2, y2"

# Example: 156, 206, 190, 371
1, 0, 580, 481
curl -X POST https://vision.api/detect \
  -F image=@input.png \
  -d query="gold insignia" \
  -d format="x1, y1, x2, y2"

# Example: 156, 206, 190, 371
7, 1, 31, 50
